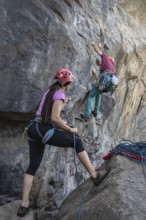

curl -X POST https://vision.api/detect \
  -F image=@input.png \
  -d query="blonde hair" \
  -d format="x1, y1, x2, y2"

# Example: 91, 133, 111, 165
109, 56, 115, 63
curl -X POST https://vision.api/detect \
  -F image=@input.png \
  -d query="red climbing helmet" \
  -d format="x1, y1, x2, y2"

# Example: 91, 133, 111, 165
54, 68, 74, 85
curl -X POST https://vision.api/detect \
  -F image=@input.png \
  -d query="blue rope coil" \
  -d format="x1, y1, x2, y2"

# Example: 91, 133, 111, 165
111, 141, 146, 179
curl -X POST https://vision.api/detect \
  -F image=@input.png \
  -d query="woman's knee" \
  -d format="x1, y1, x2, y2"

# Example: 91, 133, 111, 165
75, 137, 85, 153
26, 164, 40, 176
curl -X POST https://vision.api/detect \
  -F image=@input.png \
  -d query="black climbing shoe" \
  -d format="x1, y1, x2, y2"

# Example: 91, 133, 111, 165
91, 111, 97, 117
17, 205, 30, 217
91, 166, 110, 187
80, 114, 90, 122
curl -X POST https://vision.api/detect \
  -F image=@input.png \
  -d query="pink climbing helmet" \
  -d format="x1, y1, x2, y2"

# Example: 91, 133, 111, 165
54, 68, 74, 85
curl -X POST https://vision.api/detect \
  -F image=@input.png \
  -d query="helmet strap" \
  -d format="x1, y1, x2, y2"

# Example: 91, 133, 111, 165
55, 79, 64, 87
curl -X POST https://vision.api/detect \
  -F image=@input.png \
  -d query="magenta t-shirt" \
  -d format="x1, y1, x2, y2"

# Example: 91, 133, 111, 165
36, 89, 65, 116
100, 53, 116, 73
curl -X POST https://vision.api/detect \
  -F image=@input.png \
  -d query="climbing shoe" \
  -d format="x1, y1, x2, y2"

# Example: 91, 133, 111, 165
80, 114, 90, 122
91, 166, 110, 187
97, 112, 103, 120
92, 111, 103, 119
91, 111, 97, 117
17, 205, 30, 217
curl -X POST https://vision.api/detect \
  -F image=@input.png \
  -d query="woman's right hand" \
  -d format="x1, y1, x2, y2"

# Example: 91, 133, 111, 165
65, 96, 71, 104
70, 127, 78, 134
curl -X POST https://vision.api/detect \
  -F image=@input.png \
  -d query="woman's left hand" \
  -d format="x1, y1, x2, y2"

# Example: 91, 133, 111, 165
65, 96, 71, 104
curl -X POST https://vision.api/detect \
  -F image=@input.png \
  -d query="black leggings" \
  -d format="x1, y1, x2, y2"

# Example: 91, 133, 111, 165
26, 121, 85, 176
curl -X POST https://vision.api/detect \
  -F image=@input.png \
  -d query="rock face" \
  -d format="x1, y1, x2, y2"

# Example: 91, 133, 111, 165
55, 156, 146, 220
0, 0, 146, 220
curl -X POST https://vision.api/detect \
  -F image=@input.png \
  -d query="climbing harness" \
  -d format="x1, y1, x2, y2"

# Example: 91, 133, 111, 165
73, 134, 84, 220
35, 117, 43, 138
22, 116, 54, 144
103, 141, 146, 179
97, 70, 118, 93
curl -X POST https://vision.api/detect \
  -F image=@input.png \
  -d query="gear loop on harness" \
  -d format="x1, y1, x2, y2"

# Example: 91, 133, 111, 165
34, 116, 55, 143
22, 116, 55, 144
22, 120, 35, 142
97, 70, 118, 93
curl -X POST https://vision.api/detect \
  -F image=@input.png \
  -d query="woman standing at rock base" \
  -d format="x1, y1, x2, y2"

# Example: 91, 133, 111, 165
17, 67, 110, 217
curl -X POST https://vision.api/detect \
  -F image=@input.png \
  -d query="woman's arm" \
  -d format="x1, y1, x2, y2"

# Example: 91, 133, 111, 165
51, 100, 78, 133
62, 96, 71, 110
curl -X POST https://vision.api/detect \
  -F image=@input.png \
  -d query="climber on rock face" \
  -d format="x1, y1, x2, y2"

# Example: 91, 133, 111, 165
81, 42, 118, 122
17, 67, 110, 217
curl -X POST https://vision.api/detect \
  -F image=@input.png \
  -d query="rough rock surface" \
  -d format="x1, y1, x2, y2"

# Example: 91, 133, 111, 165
55, 156, 146, 220
0, 0, 146, 219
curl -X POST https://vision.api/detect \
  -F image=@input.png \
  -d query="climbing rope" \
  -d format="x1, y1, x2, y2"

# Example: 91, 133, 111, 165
73, 134, 84, 220
103, 141, 146, 179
